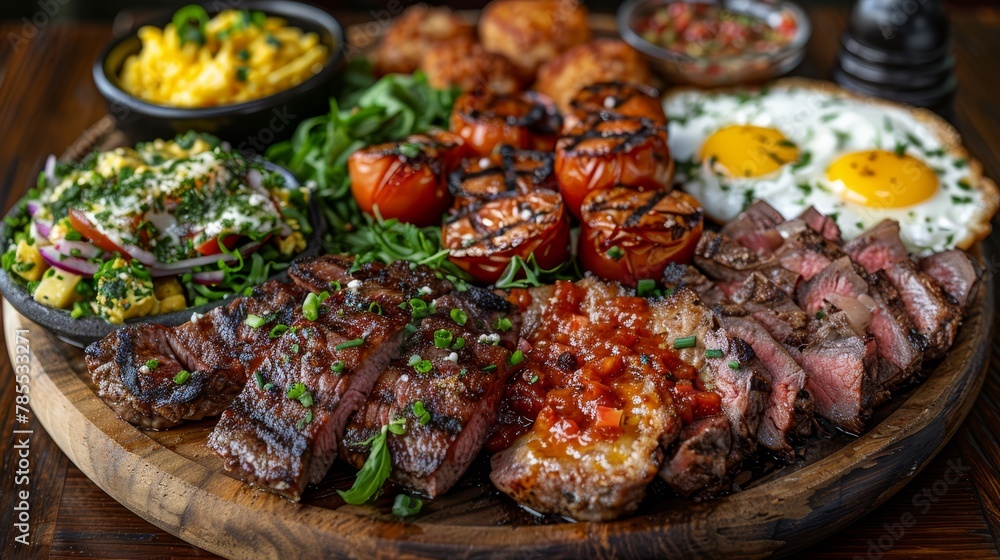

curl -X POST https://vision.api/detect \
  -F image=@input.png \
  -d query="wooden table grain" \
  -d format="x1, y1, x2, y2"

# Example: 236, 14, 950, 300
1, 6, 999, 559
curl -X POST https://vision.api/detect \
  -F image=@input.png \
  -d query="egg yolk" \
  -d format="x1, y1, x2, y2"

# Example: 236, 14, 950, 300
700, 125, 800, 178
827, 149, 938, 208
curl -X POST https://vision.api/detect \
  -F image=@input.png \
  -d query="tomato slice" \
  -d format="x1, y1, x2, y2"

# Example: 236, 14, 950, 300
449, 146, 556, 211
442, 191, 570, 284
449, 90, 563, 157
578, 187, 704, 286
68, 208, 130, 257
195, 234, 240, 256
555, 115, 674, 220
565, 82, 667, 130
349, 130, 467, 226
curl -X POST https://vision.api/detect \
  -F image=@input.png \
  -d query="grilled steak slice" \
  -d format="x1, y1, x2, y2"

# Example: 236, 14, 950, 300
844, 219, 909, 274
694, 230, 799, 295
713, 314, 811, 461
289, 254, 452, 300
795, 257, 870, 315
728, 272, 810, 347
797, 206, 842, 243
882, 260, 959, 360
85, 280, 307, 428
662, 262, 727, 306
490, 279, 682, 521
659, 415, 732, 497
798, 312, 885, 433
720, 200, 785, 256
208, 261, 450, 501
774, 227, 847, 282
866, 271, 927, 390
918, 249, 981, 308
340, 288, 520, 498
702, 329, 769, 460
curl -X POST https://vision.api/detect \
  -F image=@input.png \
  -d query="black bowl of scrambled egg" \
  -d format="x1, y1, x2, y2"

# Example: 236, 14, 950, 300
93, 2, 344, 155
0, 133, 325, 348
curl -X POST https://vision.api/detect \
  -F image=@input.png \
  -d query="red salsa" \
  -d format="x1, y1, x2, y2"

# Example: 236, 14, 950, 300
634, 2, 797, 59
487, 281, 722, 453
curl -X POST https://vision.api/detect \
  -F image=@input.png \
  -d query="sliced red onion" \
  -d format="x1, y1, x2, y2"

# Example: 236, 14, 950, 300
26, 200, 41, 217
38, 245, 99, 276
122, 244, 157, 266
44, 155, 56, 186
30, 222, 48, 246
35, 219, 52, 239
824, 293, 873, 335
55, 239, 103, 260
192, 270, 225, 285
147, 241, 261, 277
246, 169, 269, 197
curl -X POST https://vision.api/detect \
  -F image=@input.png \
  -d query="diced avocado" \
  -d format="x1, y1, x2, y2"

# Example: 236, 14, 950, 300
33, 269, 83, 309
93, 258, 156, 324
13, 240, 47, 282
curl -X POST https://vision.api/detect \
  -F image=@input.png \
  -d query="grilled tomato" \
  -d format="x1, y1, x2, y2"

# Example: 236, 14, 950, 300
449, 90, 563, 157
348, 130, 468, 226
442, 191, 570, 284
565, 82, 667, 129
579, 187, 703, 285
555, 115, 674, 219
448, 146, 556, 211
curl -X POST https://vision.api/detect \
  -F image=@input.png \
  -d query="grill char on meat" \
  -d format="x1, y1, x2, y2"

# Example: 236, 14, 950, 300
727, 272, 810, 347
701, 329, 770, 461
340, 288, 521, 498
659, 415, 732, 497
719, 200, 785, 257
774, 227, 848, 282
85, 280, 307, 429
207, 256, 454, 500
695, 230, 800, 297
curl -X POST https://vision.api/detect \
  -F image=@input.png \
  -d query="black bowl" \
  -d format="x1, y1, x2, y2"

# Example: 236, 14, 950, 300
0, 162, 325, 349
93, 1, 344, 153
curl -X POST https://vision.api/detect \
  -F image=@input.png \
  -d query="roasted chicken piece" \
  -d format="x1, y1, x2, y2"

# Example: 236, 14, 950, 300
370, 6, 473, 75
421, 36, 526, 95
535, 39, 653, 112
478, 0, 590, 76
449, 89, 563, 157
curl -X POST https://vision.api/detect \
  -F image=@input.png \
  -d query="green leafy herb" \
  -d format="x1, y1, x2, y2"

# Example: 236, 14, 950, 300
337, 417, 406, 504
392, 494, 423, 517
494, 253, 578, 289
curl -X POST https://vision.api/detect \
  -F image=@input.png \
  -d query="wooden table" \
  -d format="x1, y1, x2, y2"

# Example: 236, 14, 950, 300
1, 6, 999, 558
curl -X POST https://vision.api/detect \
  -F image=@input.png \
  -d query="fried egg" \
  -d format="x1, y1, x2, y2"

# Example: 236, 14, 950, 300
664, 81, 999, 254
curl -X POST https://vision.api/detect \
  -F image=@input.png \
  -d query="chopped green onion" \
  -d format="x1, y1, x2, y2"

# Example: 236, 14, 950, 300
705, 349, 724, 359
483, 364, 497, 372
302, 292, 320, 321
408, 354, 421, 367
286, 382, 307, 400
335, 337, 365, 350
413, 401, 430, 425
495, 317, 513, 332
145, 359, 160, 370
636, 279, 657, 297
674, 335, 697, 349
509, 350, 524, 366
245, 314, 265, 328
728, 360, 741, 370
452, 337, 466, 350
331, 361, 345, 374
434, 329, 453, 349
450, 308, 467, 325
269, 324, 288, 338
290, 343, 300, 354
414, 359, 433, 374
392, 494, 423, 517
253, 371, 264, 389
606, 246, 624, 260
815, 310, 826, 320
529, 374, 539, 384
173, 370, 190, 385
368, 301, 382, 315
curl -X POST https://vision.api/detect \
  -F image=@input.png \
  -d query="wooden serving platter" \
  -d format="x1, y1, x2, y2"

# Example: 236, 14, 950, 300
5, 13, 995, 559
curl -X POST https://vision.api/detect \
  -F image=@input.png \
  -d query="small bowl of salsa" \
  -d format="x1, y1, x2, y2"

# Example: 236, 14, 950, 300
618, 0, 810, 86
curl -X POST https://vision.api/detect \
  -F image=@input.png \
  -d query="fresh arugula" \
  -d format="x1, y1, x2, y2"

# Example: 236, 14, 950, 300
337, 417, 407, 504
494, 253, 579, 289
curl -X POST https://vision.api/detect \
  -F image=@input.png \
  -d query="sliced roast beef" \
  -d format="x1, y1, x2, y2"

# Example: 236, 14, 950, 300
797, 206, 842, 243
795, 257, 870, 315
866, 271, 927, 390
713, 314, 811, 461
340, 288, 520, 498
774, 227, 847, 282
695, 230, 799, 295
702, 329, 770, 461
844, 219, 909, 274
662, 262, 727, 306
728, 272, 810, 347
659, 415, 732, 497
882, 260, 960, 359
720, 200, 786, 256
798, 312, 885, 433
85, 280, 308, 429
918, 249, 981, 308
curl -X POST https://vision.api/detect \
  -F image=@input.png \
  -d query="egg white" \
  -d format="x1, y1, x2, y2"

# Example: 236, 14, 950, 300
664, 86, 983, 255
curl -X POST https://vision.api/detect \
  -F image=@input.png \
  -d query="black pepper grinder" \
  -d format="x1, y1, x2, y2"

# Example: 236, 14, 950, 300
834, 0, 956, 113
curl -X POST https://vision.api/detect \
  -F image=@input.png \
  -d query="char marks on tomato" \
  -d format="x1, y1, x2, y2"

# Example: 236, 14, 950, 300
449, 89, 563, 156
